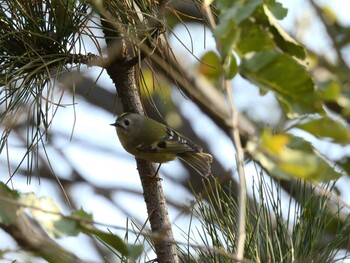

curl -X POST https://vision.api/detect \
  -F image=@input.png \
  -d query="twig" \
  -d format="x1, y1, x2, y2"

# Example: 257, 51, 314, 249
202, 1, 247, 260
309, 0, 350, 73
225, 80, 247, 260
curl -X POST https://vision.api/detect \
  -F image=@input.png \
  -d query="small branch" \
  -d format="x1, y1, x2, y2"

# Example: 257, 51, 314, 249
146, 43, 256, 141
203, 1, 247, 260
309, 0, 350, 73
0, 212, 85, 263
67, 53, 107, 68
225, 80, 247, 260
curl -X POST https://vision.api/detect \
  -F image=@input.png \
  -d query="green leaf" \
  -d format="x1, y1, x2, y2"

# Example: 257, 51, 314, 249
216, 0, 263, 17
240, 51, 323, 117
234, 0, 263, 23
262, 5, 306, 59
236, 19, 276, 55
213, 14, 240, 60
216, 0, 235, 11
72, 208, 93, 221
54, 217, 80, 237
214, 0, 263, 59
265, 0, 288, 19
52, 209, 92, 237
50, 208, 143, 259
319, 81, 350, 115
295, 116, 350, 145
337, 157, 350, 175
224, 53, 238, 79
199, 51, 222, 80
318, 80, 342, 101
0, 183, 20, 224
247, 130, 342, 181
80, 224, 143, 259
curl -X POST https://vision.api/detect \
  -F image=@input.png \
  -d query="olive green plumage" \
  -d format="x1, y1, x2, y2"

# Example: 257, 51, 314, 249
111, 112, 212, 177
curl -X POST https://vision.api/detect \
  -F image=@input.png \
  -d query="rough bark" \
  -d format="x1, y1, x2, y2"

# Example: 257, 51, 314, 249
101, 11, 179, 263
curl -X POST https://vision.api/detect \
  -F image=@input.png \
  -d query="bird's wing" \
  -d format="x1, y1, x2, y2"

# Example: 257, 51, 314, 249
135, 127, 201, 154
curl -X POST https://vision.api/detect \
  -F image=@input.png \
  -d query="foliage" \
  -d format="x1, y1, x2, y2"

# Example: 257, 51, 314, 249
246, 130, 342, 181
0, 0, 91, 116
0, 0, 350, 261
0, 183, 143, 261
202, 0, 350, 181
179, 176, 350, 262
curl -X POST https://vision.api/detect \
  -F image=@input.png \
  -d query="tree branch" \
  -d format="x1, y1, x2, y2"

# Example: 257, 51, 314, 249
0, 212, 85, 263
309, 0, 350, 74
100, 8, 179, 263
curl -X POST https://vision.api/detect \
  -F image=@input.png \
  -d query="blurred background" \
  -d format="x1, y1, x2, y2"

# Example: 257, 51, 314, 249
1, 0, 350, 261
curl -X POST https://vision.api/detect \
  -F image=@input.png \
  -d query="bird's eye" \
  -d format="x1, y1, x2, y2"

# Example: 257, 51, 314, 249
124, 120, 130, 126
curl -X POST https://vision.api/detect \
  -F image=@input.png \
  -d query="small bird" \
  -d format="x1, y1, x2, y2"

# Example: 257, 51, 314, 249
111, 112, 213, 177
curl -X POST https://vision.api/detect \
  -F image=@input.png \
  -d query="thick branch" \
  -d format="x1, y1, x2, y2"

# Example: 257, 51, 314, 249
0, 212, 84, 262
100, 11, 178, 263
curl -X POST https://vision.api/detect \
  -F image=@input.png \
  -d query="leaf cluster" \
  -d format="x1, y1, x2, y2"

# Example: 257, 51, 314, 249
197, 0, 350, 181
0, 0, 90, 85
0, 182, 144, 261
1, 0, 350, 261
0, 0, 92, 162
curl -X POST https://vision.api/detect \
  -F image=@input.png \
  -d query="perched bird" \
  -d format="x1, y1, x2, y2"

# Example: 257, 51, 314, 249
111, 112, 213, 177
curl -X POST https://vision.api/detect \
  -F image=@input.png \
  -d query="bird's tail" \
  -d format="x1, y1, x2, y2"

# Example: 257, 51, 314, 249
178, 152, 213, 177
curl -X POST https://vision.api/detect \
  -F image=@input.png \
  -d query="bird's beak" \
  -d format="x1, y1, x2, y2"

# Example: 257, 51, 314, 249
110, 121, 123, 129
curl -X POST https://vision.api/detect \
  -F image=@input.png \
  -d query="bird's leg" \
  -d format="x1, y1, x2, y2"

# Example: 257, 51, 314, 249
145, 164, 162, 181
153, 163, 162, 177
154, 163, 162, 176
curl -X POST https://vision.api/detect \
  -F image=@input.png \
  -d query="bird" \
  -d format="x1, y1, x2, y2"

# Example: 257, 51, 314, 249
111, 112, 213, 177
